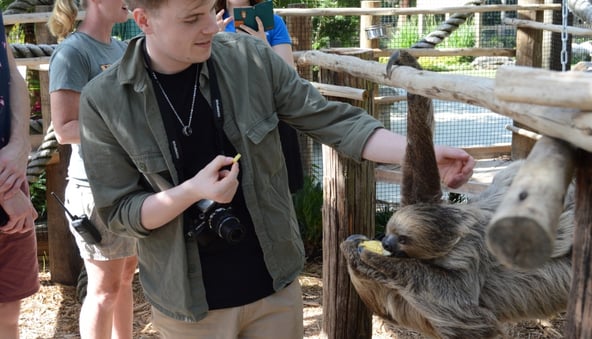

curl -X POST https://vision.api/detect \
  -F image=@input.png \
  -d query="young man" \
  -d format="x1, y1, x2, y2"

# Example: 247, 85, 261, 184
78, 0, 475, 337
0, 12, 40, 339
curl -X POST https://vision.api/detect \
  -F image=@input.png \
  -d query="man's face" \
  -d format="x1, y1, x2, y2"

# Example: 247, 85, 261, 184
136, 0, 219, 73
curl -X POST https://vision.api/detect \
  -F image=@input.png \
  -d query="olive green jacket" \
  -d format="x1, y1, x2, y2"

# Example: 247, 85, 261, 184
79, 33, 383, 321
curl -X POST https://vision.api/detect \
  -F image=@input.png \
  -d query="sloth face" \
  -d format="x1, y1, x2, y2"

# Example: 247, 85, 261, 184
382, 203, 468, 260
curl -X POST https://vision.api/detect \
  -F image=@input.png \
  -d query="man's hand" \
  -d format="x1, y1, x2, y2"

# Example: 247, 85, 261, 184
187, 155, 240, 205
434, 145, 475, 189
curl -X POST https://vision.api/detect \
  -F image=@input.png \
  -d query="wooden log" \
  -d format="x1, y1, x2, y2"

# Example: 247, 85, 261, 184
495, 66, 592, 110
295, 50, 592, 153
486, 136, 576, 269
566, 150, 592, 338
372, 47, 516, 58
309, 82, 367, 101
504, 17, 592, 36
294, 47, 516, 60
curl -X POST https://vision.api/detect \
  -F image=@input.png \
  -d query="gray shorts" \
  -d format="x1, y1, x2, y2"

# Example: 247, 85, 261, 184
65, 180, 137, 260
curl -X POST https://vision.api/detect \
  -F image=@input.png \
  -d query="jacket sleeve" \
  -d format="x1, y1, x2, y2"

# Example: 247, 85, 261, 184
266, 46, 384, 162
79, 84, 152, 238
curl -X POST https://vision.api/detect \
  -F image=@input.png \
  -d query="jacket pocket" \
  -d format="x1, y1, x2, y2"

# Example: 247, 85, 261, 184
245, 113, 279, 145
131, 152, 169, 174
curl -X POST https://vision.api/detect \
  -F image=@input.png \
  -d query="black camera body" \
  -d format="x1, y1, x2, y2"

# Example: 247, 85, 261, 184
191, 199, 245, 244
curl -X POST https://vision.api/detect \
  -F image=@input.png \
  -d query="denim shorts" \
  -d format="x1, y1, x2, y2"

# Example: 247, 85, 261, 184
65, 180, 136, 260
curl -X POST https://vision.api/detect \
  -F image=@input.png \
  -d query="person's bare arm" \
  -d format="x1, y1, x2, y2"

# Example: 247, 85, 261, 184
50, 89, 82, 144
272, 43, 295, 68
361, 128, 475, 189
0, 45, 30, 200
0, 43, 37, 232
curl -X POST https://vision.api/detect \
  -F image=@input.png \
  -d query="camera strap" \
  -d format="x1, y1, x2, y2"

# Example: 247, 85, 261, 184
206, 58, 227, 156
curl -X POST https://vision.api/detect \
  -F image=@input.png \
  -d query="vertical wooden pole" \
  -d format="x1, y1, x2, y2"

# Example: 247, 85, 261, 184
321, 50, 375, 339
285, 3, 314, 177
566, 151, 592, 338
511, 0, 543, 160
360, 1, 380, 50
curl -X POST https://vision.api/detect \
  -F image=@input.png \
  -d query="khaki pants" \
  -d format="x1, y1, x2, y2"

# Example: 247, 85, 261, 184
152, 281, 304, 339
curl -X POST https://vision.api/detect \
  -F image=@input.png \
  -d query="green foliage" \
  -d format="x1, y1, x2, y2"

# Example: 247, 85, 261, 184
375, 203, 397, 238
0, 0, 15, 11
29, 171, 47, 220
293, 167, 323, 260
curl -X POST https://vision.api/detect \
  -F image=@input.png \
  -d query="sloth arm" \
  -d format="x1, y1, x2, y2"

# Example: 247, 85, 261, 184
359, 250, 481, 310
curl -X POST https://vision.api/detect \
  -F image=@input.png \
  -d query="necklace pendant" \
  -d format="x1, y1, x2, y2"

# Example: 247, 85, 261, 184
182, 126, 193, 136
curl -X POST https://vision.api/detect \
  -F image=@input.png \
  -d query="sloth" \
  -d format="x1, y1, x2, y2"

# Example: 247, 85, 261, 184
341, 162, 574, 338
340, 51, 574, 339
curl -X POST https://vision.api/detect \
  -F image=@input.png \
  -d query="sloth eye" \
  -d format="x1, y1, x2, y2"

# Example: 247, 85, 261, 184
398, 235, 409, 244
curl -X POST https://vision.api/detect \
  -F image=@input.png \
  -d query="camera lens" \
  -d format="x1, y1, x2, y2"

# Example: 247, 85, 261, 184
209, 208, 246, 244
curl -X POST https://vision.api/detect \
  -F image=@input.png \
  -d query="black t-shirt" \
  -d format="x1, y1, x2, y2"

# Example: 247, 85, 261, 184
148, 62, 274, 309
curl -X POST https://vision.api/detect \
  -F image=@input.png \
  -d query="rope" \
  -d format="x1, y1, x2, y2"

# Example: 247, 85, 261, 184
3, 0, 54, 15
27, 123, 59, 185
10, 43, 57, 58
411, 0, 482, 49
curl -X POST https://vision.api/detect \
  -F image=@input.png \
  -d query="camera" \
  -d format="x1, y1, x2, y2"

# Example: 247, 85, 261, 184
190, 199, 245, 244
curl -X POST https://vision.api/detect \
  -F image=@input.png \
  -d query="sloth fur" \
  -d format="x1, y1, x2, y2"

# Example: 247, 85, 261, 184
341, 161, 574, 339
342, 50, 573, 339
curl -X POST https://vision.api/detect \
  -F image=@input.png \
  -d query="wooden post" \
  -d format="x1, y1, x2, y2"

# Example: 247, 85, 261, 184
33, 5, 82, 285
46, 148, 82, 286
360, 1, 380, 49
285, 3, 314, 177
512, 0, 543, 160
566, 150, 592, 338
321, 50, 375, 339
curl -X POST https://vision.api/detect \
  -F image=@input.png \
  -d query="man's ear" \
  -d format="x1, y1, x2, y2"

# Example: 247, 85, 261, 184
132, 8, 151, 34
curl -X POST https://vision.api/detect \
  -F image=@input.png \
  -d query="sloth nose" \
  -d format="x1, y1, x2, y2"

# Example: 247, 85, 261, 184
382, 234, 398, 253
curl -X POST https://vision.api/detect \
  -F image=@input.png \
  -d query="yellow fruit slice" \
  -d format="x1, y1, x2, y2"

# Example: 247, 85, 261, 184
358, 240, 386, 255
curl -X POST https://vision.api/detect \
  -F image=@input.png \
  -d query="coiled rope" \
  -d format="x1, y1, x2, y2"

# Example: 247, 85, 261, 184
10, 43, 57, 58
3, 0, 54, 15
411, 1, 482, 49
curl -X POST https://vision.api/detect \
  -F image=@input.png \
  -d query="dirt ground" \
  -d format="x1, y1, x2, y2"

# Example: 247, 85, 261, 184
19, 260, 566, 339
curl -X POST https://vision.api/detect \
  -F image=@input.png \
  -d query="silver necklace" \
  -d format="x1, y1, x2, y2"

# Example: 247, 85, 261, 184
150, 65, 198, 137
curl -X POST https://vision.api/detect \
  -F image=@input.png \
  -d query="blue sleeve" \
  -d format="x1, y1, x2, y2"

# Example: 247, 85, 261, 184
266, 15, 292, 47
